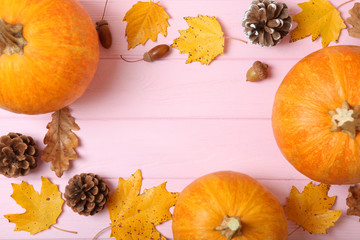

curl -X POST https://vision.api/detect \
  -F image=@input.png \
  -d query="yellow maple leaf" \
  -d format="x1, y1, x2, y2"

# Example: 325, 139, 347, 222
4, 177, 64, 235
290, 0, 346, 47
284, 182, 342, 234
107, 170, 179, 240
123, 1, 170, 49
171, 15, 224, 65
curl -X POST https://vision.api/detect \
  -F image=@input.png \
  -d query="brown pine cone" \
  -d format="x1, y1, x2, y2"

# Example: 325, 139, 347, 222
242, 0, 292, 47
64, 173, 110, 216
0, 132, 38, 178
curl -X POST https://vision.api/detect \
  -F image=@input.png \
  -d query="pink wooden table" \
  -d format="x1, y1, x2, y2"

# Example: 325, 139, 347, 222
1, 0, 360, 239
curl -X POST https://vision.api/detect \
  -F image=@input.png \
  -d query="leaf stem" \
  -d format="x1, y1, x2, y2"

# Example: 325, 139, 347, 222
224, 36, 248, 44
288, 225, 301, 237
52, 225, 78, 234
120, 55, 144, 62
92, 226, 111, 240
101, 0, 109, 20
336, 0, 354, 9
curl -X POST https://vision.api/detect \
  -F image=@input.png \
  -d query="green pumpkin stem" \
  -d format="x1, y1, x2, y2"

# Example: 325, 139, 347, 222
214, 215, 242, 240
0, 19, 27, 56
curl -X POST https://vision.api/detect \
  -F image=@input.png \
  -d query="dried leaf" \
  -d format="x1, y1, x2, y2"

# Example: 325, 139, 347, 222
123, 1, 170, 49
284, 182, 341, 234
107, 170, 179, 240
346, 184, 360, 219
171, 15, 224, 65
347, 2, 360, 38
4, 177, 64, 234
42, 107, 79, 177
290, 0, 346, 47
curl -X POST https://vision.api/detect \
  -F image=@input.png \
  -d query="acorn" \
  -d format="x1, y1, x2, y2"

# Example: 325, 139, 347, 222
96, 20, 112, 49
120, 44, 170, 63
246, 61, 269, 82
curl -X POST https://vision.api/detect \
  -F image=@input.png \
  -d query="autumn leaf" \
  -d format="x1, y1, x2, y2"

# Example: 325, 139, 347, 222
284, 182, 342, 234
290, 0, 346, 47
42, 107, 79, 178
123, 1, 170, 49
107, 170, 179, 240
4, 177, 64, 234
347, 2, 360, 38
346, 184, 360, 219
171, 15, 224, 65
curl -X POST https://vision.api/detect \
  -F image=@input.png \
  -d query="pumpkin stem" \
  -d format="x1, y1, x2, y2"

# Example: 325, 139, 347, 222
0, 19, 27, 56
329, 100, 360, 139
214, 215, 242, 240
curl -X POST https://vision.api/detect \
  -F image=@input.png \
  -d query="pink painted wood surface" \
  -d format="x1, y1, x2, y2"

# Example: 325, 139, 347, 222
0, 0, 359, 239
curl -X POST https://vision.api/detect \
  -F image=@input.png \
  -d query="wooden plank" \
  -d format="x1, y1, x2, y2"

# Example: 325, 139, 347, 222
0, 0, 356, 120
1, 0, 359, 239
0, 59, 294, 119
78, 0, 106, 20
0, 178, 355, 239
0, 118, 304, 180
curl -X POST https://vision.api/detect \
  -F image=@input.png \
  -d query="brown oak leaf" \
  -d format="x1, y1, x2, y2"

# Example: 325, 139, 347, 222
346, 184, 360, 219
347, 3, 360, 38
42, 107, 79, 177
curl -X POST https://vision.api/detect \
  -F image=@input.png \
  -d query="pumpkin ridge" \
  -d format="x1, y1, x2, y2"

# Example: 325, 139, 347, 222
24, 56, 76, 105
279, 60, 341, 113
326, 47, 347, 101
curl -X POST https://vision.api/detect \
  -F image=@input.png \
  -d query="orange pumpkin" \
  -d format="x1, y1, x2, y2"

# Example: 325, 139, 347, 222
172, 171, 288, 240
272, 45, 360, 184
0, 0, 99, 114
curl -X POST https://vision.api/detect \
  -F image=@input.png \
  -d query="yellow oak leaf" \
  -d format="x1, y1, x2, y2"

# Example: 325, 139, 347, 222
4, 177, 64, 235
123, 1, 170, 49
107, 170, 179, 240
42, 107, 79, 178
290, 0, 346, 47
284, 182, 342, 234
171, 15, 224, 65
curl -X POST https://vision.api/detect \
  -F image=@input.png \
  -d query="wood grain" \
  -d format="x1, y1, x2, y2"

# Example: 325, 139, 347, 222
0, 178, 354, 239
0, 0, 359, 239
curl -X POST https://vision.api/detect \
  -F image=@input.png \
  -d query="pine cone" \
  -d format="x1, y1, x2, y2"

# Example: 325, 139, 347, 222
242, 0, 292, 47
0, 132, 38, 178
64, 173, 110, 216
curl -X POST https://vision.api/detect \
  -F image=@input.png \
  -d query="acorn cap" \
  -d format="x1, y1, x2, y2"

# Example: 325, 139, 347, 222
96, 20, 109, 29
